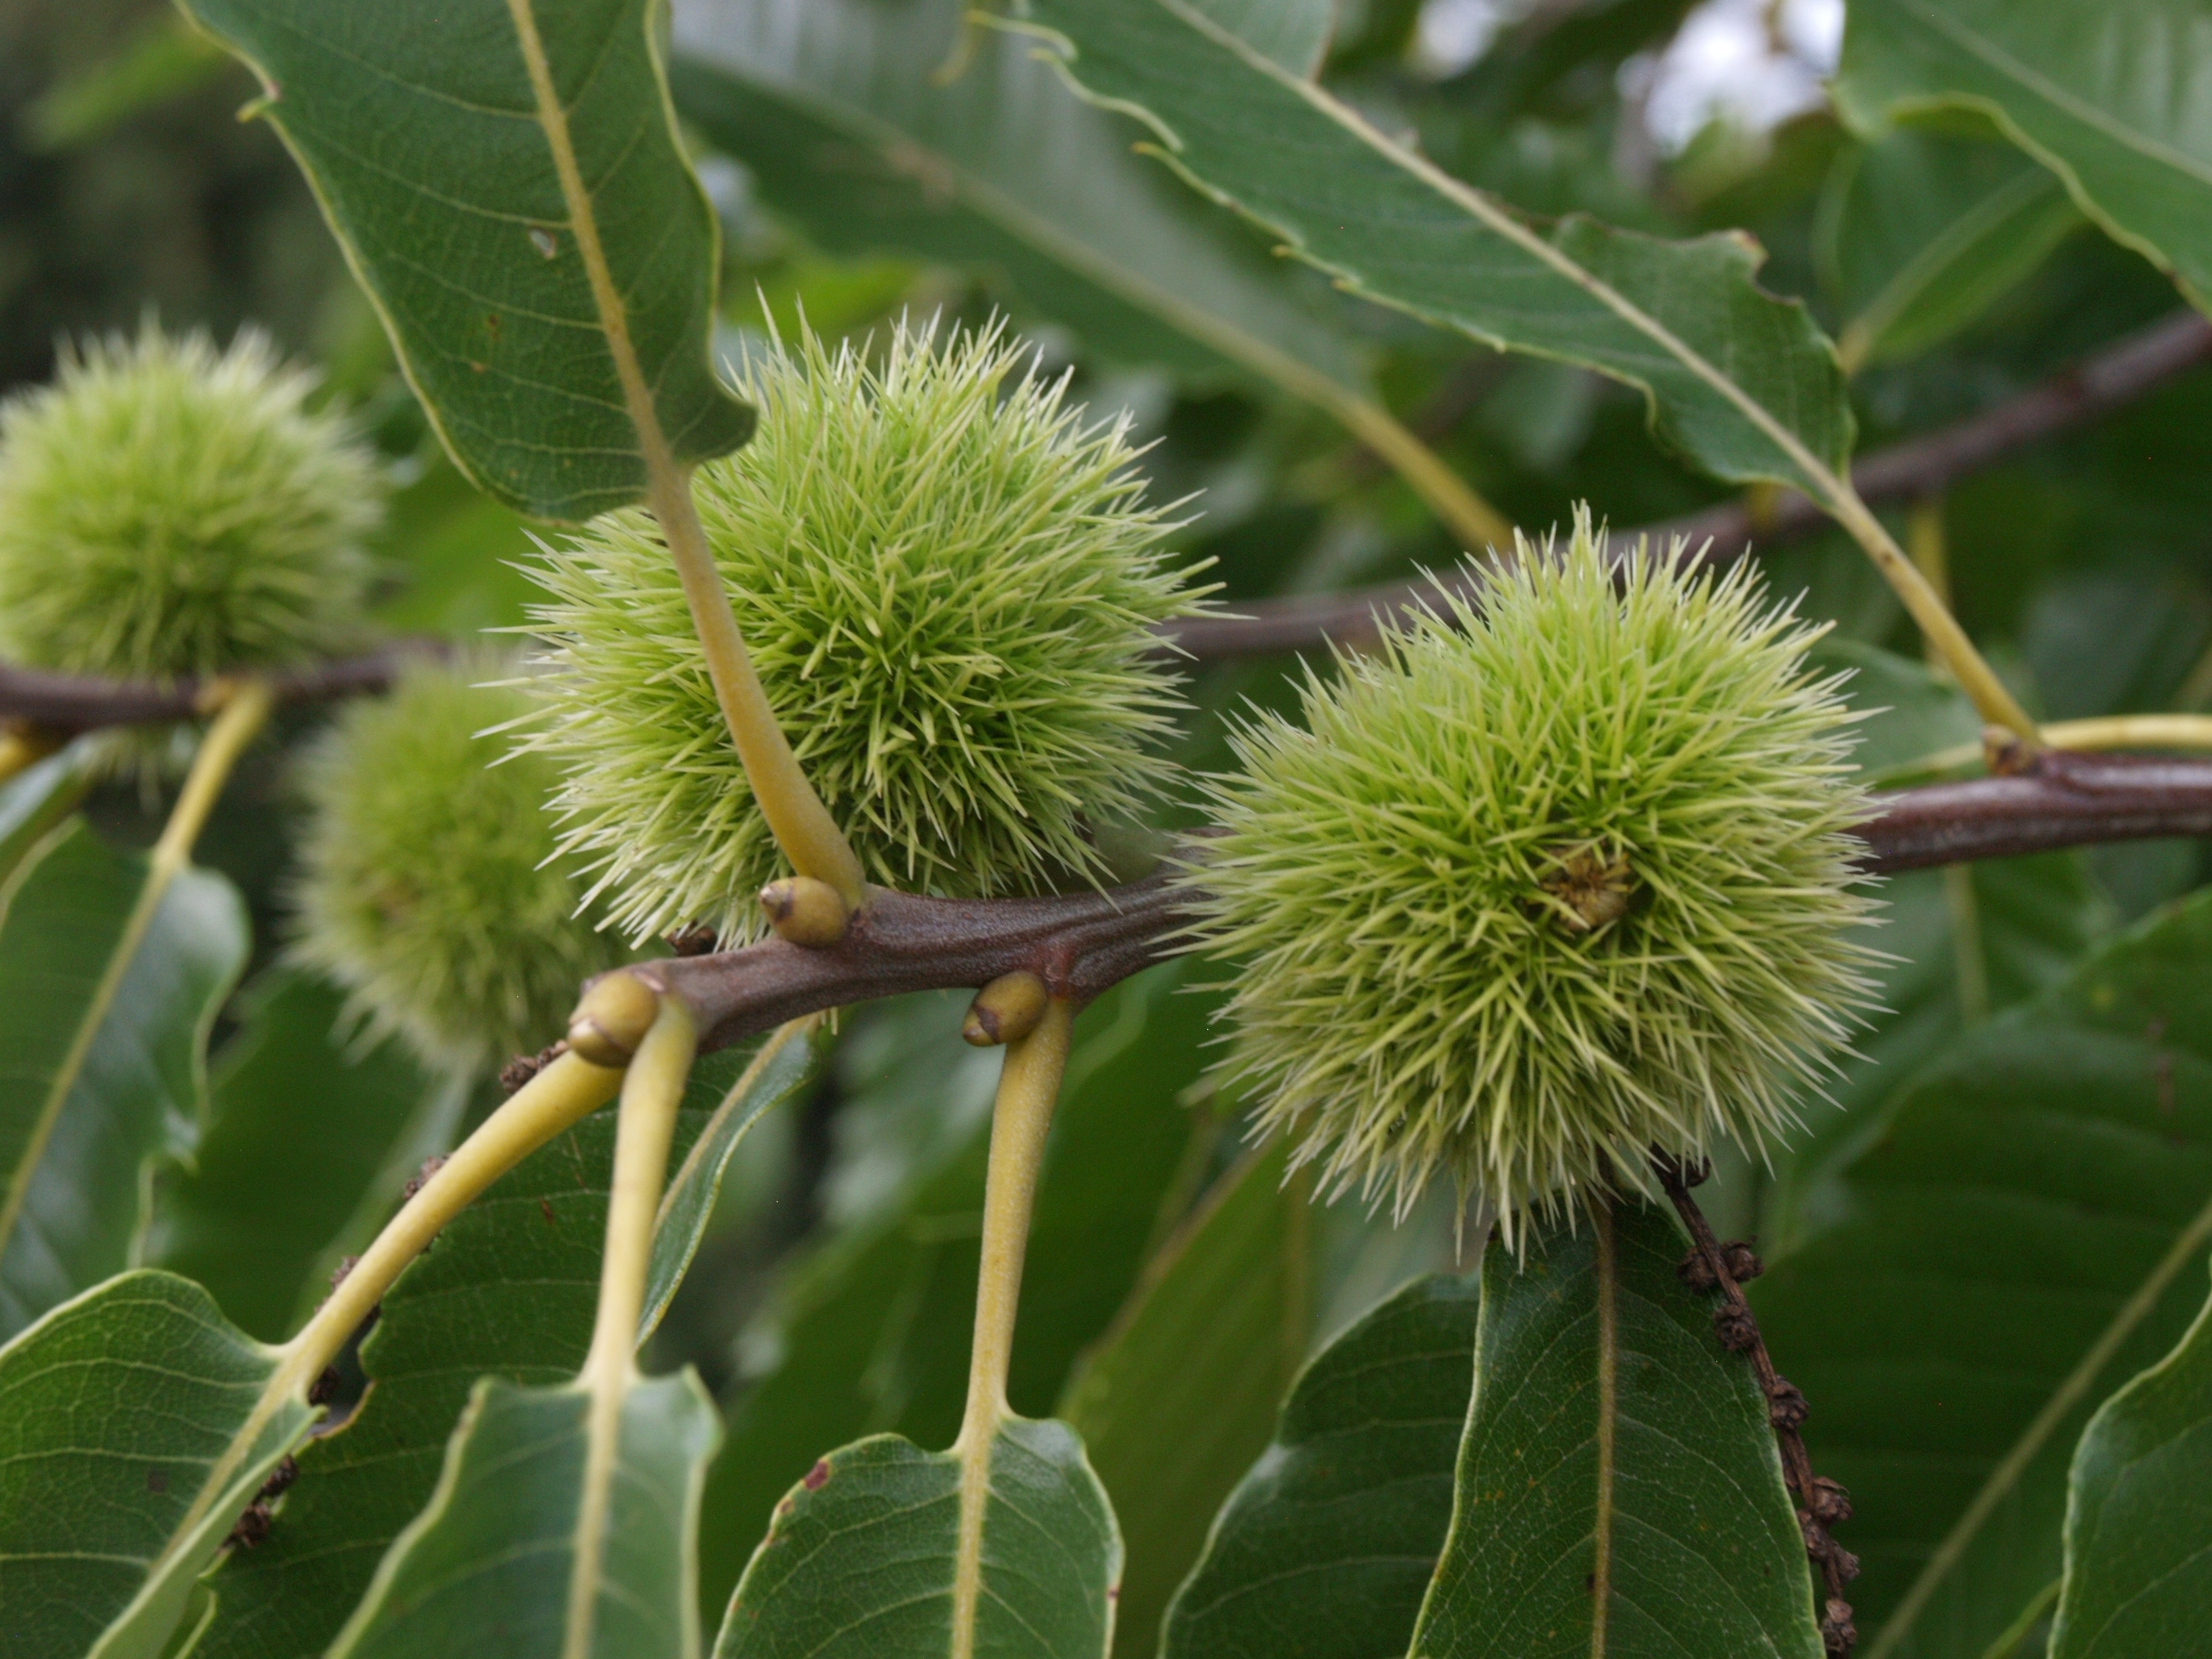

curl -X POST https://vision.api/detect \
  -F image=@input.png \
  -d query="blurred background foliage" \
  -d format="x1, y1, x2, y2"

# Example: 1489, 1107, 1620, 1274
9, 1, 2212, 1649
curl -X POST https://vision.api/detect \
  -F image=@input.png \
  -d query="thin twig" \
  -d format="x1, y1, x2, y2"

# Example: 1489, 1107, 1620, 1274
0, 642, 446, 735
1651, 1151, 1858, 1658
1164, 310, 2212, 661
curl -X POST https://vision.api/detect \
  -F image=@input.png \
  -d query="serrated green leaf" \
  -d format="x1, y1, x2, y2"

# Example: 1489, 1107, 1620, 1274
1061, 1143, 1312, 1659
1004, 0, 1854, 494
695, 965, 1217, 1620
190, 1047, 757, 1659
1161, 1272, 1476, 1659
1753, 890, 2212, 1659
0, 1272, 313, 1659
178, 0, 753, 521
712, 1416, 1119, 1659
1821, 126, 2084, 371
0, 821, 247, 1340
1407, 1197, 1824, 1658
1838, 0, 2212, 314
2048, 1253, 2212, 1659
147, 971, 462, 1342
326, 1371, 720, 1659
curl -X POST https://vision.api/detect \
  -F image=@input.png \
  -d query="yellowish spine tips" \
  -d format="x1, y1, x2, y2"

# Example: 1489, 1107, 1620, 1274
567, 972, 663, 1067
760, 876, 851, 948
963, 971, 1050, 1048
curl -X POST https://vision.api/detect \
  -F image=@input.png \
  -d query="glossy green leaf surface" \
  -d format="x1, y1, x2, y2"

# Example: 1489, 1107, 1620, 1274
1409, 1198, 1823, 1659
1185, 0, 1333, 76
1062, 1144, 1312, 1659
0, 821, 247, 1340
713, 1416, 1118, 1659
2049, 1253, 2212, 1658
1838, 0, 2212, 312
0, 746, 90, 888
1754, 891, 2212, 1659
327, 1372, 720, 1659
1008, 0, 1853, 492
697, 967, 1215, 1618
668, 0, 1367, 394
1161, 1271, 1476, 1659
1820, 126, 2083, 370
148, 971, 459, 1342
179, 0, 753, 520
193, 1047, 756, 1659
0, 1272, 312, 1659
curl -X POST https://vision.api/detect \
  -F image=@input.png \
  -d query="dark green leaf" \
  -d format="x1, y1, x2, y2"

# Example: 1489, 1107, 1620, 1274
2049, 1254, 2212, 1658
713, 1417, 1118, 1659
1838, 0, 2212, 313
0, 821, 247, 1340
147, 971, 460, 1343
192, 1047, 757, 1659
1753, 891, 2212, 1658
324, 1373, 720, 1659
1161, 1271, 1478, 1659
1006, 0, 1855, 492
1061, 1144, 1313, 1659
179, 0, 753, 520
1407, 1197, 1823, 1658
695, 965, 1216, 1620
1181, 0, 1333, 76
0, 746, 91, 888
0, 1272, 313, 1659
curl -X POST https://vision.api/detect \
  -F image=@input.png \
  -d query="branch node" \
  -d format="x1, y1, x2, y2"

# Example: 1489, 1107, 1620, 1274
964, 970, 1049, 1047
664, 923, 719, 957
567, 971, 660, 1066
760, 876, 851, 948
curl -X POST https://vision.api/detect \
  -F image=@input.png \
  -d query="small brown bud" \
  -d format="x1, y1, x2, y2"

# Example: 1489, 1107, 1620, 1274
566, 972, 660, 1066
1712, 1304, 1759, 1352
258, 1455, 299, 1501
1806, 1476, 1853, 1526
1768, 1377, 1809, 1429
1982, 725, 2034, 777
226, 1501, 272, 1550
1721, 1239, 1764, 1281
307, 1366, 341, 1407
1677, 1250, 1719, 1293
964, 971, 1050, 1047
760, 876, 850, 948
1820, 1598, 1857, 1655
664, 922, 719, 957
401, 1156, 446, 1202
500, 1040, 567, 1094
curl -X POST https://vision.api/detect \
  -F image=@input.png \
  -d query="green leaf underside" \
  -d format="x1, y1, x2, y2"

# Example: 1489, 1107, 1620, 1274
0, 745, 91, 890
1162, 1272, 1477, 1659
192, 1045, 761, 1659
2049, 1256, 2212, 1658
668, 0, 1369, 396
179, 0, 752, 521
0, 821, 247, 1340
1821, 126, 2083, 367
713, 1417, 1119, 1659
1061, 1142, 1312, 1659
1008, 0, 1853, 493
326, 1372, 720, 1659
1838, 0, 2212, 313
1410, 1198, 1823, 1658
0, 1272, 310, 1659
149, 971, 457, 1342
696, 967, 1215, 1621
1754, 890, 2212, 1658
643, 1019, 828, 1343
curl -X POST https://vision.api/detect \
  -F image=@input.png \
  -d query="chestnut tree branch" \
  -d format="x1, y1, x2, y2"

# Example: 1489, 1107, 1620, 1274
1165, 309, 2212, 662
0, 641, 447, 735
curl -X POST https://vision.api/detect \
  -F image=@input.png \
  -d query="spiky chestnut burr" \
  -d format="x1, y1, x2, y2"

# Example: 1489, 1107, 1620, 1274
288, 660, 627, 1073
518, 316, 1209, 944
1184, 509, 1880, 1239
0, 323, 379, 691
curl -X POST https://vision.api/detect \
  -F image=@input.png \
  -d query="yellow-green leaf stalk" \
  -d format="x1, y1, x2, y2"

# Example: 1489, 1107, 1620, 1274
1185, 509, 1880, 1241
518, 316, 1212, 943
288, 659, 628, 1073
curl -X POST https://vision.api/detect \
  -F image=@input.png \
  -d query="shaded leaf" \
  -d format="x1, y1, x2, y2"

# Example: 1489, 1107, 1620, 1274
2049, 1253, 2212, 1658
179, 0, 752, 520
147, 971, 462, 1342
1161, 1271, 1477, 1659
0, 745, 91, 888
714, 1417, 1118, 1659
1008, 0, 1855, 493
327, 1373, 720, 1659
0, 821, 247, 1340
1838, 0, 2212, 313
1061, 1144, 1313, 1659
1753, 890, 2212, 1658
192, 1047, 757, 1659
1407, 1196, 1823, 1658
0, 1272, 312, 1659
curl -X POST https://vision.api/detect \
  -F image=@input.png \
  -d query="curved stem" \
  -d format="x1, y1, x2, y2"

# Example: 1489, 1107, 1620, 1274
948, 997, 1076, 1659
1887, 714, 2212, 780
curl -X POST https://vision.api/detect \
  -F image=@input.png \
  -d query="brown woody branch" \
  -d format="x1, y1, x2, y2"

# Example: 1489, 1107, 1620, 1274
654, 748, 2212, 1054
0, 642, 443, 736
1164, 309, 2212, 662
